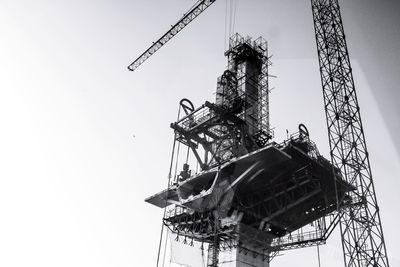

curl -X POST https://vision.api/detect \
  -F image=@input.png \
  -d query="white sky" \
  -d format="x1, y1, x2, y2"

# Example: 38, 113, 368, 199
0, 0, 399, 266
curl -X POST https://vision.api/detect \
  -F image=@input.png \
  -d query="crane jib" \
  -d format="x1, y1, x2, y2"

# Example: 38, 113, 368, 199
127, 0, 217, 72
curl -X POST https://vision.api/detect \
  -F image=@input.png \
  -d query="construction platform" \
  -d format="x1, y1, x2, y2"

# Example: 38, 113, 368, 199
146, 133, 354, 248
145, 34, 357, 265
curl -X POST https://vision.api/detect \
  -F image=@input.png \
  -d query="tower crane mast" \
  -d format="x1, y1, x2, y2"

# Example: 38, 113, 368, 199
311, 0, 389, 266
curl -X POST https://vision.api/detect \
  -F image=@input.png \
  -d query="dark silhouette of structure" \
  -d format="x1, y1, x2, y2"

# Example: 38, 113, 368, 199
131, 1, 390, 266
311, 1, 389, 266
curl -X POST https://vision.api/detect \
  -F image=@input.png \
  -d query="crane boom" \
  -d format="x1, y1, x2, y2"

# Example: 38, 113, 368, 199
127, 0, 216, 72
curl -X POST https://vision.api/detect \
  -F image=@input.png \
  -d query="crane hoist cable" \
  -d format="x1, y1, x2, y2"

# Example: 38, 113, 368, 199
155, 102, 184, 267
224, 0, 228, 50
231, 0, 238, 36
224, 0, 238, 50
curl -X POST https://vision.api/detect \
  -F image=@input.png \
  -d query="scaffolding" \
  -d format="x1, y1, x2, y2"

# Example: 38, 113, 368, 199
169, 34, 273, 174
223, 34, 272, 144
146, 34, 355, 266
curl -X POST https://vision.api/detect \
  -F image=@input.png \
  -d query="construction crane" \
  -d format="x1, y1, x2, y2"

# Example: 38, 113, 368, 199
311, 1, 389, 266
130, 0, 390, 266
127, 0, 216, 71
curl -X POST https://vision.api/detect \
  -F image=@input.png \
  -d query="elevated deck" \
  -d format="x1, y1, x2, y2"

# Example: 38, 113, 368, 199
146, 138, 354, 243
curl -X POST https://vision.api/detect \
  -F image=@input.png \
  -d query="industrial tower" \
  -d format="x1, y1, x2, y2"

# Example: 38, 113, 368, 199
129, 0, 390, 266
312, 1, 389, 266
146, 33, 353, 266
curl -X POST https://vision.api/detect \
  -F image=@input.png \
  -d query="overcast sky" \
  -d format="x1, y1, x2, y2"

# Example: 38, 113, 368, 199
0, 0, 399, 266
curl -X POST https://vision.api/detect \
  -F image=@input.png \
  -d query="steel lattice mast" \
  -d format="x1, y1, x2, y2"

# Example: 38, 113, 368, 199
311, 0, 389, 266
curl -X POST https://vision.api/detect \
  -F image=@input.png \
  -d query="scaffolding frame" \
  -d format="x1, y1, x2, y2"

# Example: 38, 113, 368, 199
170, 34, 273, 174
225, 33, 272, 141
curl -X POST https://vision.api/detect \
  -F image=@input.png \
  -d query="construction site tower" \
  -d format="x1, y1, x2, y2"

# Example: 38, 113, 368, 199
311, 0, 390, 266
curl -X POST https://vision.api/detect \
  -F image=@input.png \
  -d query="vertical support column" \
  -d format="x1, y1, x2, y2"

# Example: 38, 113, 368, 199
311, 0, 389, 266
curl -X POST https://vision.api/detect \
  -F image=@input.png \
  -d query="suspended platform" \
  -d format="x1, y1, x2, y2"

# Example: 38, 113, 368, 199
145, 135, 354, 249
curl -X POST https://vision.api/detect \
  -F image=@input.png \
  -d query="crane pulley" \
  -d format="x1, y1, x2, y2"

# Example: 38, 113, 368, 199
127, 0, 216, 72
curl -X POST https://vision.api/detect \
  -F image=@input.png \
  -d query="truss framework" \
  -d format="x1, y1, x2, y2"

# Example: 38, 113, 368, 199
170, 34, 272, 172
225, 34, 271, 137
128, 0, 216, 71
311, 0, 389, 266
